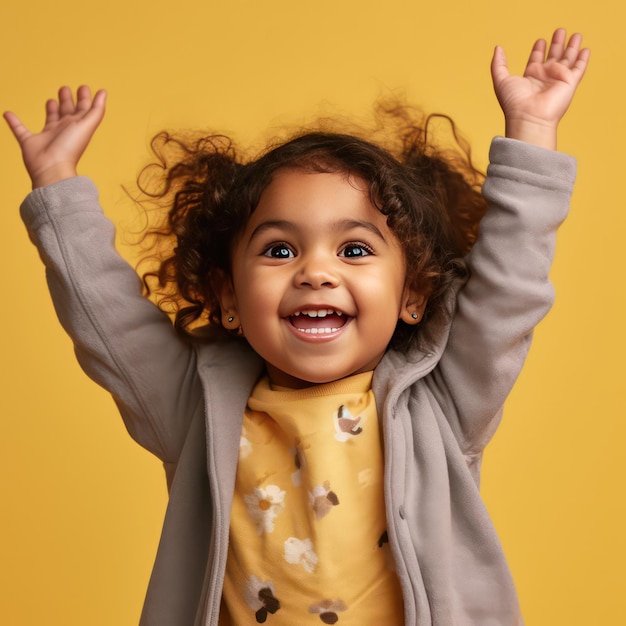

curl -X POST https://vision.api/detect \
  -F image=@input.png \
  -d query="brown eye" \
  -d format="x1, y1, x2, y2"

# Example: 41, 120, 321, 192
264, 244, 294, 258
341, 243, 373, 258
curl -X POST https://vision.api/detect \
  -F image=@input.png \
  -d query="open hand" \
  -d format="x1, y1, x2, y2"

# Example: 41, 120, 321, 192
4, 85, 106, 188
491, 29, 590, 149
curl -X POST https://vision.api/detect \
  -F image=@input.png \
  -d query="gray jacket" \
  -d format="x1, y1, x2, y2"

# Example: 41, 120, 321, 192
21, 137, 576, 625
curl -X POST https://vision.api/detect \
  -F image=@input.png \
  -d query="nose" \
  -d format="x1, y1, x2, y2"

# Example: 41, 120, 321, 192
294, 254, 340, 289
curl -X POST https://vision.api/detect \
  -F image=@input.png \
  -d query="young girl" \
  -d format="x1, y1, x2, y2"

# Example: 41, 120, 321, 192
5, 28, 588, 626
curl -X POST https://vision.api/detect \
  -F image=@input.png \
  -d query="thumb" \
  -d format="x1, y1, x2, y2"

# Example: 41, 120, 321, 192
81, 88, 107, 132
3, 111, 32, 145
490, 45, 510, 89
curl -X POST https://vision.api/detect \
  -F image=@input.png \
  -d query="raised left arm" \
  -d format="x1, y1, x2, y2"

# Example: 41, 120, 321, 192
430, 29, 587, 451
491, 28, 590, 149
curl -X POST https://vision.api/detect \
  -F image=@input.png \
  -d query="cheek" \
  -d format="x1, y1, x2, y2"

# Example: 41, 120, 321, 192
381, 259, 407, 306
233, 268, 281, 321
356, 277, 404, 334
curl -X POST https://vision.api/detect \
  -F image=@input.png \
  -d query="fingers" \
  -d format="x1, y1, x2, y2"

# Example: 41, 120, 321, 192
57, 86, 76, 117
75, 85, 94, 113
49, 85, 105, 120
524, 28, 590, 85
563, 33, 590, 82
526, 38, 547, 69
557, 31, 583, 68
572, 47, 591, 81
45, 97, 60, 124
546, 29, 588, 68
562, 32, 583, 63
546, 28, 567, 61
4, 85, 107, 150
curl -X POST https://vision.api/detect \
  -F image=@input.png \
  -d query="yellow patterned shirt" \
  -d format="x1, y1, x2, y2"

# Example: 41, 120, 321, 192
220, 371, 403, 625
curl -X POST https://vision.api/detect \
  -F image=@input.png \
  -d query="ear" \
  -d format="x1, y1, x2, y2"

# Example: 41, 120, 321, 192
214, 269, 240, 330
398, 285, 428, 325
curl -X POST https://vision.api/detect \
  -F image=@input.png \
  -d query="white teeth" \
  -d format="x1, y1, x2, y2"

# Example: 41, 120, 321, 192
296, 327, 342, 334
293, 309, 343, 318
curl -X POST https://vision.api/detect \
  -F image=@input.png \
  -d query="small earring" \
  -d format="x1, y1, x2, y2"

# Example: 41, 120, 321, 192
411, 312, 419, 320
227, 316, 234, 323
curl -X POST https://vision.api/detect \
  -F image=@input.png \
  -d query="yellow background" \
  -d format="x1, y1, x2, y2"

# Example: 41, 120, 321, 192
1, 1, 623, 624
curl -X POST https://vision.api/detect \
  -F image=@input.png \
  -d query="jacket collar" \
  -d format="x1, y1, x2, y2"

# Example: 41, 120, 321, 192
372, 282, 459, 419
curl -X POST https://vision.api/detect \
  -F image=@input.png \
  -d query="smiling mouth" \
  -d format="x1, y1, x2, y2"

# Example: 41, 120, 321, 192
288, 309, 349, 335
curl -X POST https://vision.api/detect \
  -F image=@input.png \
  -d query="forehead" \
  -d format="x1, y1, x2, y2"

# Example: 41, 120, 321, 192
245, 168, 388, 233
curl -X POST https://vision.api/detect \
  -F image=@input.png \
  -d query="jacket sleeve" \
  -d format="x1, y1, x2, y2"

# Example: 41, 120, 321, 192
20, 176, 203, 463
430, 137, 577, 453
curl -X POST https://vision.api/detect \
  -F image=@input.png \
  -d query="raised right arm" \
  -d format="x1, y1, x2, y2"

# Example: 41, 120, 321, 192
7, 87, 202, 462
4, 85, 107, 189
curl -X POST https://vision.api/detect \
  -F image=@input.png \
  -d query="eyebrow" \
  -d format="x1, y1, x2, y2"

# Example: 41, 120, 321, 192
249, 218, 388, 243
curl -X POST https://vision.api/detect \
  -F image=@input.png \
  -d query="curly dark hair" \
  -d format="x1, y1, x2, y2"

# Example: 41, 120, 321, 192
135, 104, 486, 352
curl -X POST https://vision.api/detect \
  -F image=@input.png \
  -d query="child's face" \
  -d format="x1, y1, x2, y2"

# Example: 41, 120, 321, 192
222, 169, 422, 388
